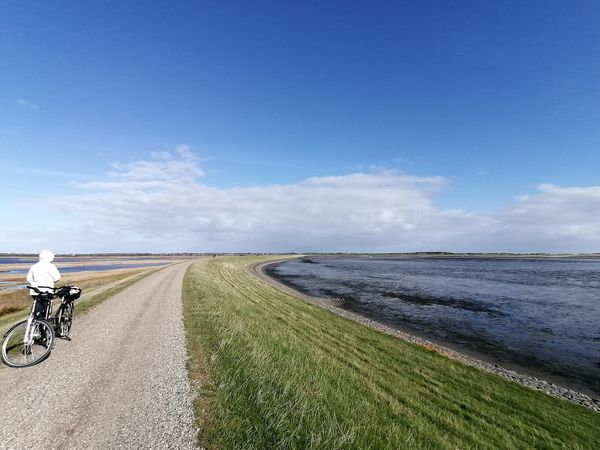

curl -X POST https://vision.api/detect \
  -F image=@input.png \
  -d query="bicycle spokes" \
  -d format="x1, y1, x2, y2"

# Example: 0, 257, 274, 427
1, 320, 54, 368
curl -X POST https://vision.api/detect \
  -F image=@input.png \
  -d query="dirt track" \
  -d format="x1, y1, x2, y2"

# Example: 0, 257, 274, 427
0, 262, 198, 449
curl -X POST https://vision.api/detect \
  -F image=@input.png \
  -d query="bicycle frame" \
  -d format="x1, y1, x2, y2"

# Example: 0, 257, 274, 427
23, 295, 53, 347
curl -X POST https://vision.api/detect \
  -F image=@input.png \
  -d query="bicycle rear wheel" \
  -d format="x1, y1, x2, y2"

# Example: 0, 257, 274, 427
1, 320, 54, 368
57, 302, 74, 338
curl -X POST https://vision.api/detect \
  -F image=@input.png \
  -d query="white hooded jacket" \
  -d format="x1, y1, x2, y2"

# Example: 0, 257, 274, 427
26, 250, 61, 294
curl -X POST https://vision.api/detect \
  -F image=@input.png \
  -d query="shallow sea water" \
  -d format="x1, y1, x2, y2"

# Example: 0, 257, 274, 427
2, 262, 166, 275
0, 257, 169, 291
267, 256, 600, 396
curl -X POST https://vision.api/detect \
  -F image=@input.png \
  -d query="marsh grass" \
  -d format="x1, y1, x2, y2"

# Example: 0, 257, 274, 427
183, 256, 600, 450
0, 290, 29, 316
0, 269, 151, 317
0, 268, 157, 335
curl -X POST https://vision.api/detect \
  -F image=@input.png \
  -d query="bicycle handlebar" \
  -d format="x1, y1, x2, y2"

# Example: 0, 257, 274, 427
27, 285, 82, 297
26, 286, 54, 294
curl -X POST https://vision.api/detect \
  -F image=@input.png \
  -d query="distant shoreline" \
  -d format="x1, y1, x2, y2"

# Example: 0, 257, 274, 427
2, 252, 600, 259
293, 253, 600, 259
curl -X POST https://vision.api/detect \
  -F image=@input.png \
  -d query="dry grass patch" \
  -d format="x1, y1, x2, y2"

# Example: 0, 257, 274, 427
0, 269, 150, 318
0, 268, 159, 336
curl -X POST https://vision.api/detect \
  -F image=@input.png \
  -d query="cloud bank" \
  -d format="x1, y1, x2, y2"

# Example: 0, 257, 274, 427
38, 147, 600, 253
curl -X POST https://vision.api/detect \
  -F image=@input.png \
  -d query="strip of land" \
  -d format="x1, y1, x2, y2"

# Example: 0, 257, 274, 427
183, 256, 600, 449
0, 255, 182, 287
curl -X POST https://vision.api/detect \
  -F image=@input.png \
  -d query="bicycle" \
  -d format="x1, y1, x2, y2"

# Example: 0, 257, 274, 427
1, 285, 81, 368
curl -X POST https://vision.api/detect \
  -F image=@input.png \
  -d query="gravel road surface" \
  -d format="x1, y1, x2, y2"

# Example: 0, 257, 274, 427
0, 262, 198, 449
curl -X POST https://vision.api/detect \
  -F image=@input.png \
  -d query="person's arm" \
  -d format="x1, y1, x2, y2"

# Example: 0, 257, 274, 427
26, 268, 34, 285
51, 265, 61, 283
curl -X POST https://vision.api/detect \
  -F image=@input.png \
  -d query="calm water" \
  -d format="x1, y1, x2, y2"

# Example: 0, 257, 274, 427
0, 257, 169, 290
267, 256, 600, 396
0, 257, 160, 264
1, 263, 167, 275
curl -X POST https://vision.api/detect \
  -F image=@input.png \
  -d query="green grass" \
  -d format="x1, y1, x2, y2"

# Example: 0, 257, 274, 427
183, 256, 600, 450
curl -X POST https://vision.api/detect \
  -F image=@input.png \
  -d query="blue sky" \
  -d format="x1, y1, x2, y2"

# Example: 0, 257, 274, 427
1, 1, 599, 253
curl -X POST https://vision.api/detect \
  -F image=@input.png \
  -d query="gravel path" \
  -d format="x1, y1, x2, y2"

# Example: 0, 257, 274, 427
0, 262, 198, 449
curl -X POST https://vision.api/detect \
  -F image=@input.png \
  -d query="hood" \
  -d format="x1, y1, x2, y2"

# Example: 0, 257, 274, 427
39, 250, 55, 262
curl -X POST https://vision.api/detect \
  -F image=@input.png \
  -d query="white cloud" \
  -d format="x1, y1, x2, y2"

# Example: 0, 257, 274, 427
484, 184, 600, 252
20, 148, 600, 253
16, 98, 39, 111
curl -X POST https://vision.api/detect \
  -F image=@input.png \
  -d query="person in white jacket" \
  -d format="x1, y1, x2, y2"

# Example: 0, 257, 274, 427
26, 250, 61, 295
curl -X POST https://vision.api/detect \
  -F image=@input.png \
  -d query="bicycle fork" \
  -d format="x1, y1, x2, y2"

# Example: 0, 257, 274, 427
23, 301, 38, 346
23, 317, 35, 347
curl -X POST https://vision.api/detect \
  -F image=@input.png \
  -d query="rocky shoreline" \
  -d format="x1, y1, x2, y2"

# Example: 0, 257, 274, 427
249, 259, 600, 413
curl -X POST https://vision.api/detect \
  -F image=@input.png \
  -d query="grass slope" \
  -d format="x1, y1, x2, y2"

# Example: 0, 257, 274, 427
183, 257, 600, 450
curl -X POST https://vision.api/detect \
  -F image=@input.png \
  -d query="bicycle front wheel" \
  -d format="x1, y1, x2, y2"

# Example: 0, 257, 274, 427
1, 320, 54, 368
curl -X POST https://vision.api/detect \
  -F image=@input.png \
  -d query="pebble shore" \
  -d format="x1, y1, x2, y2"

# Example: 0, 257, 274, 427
250, 260, 600, 413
